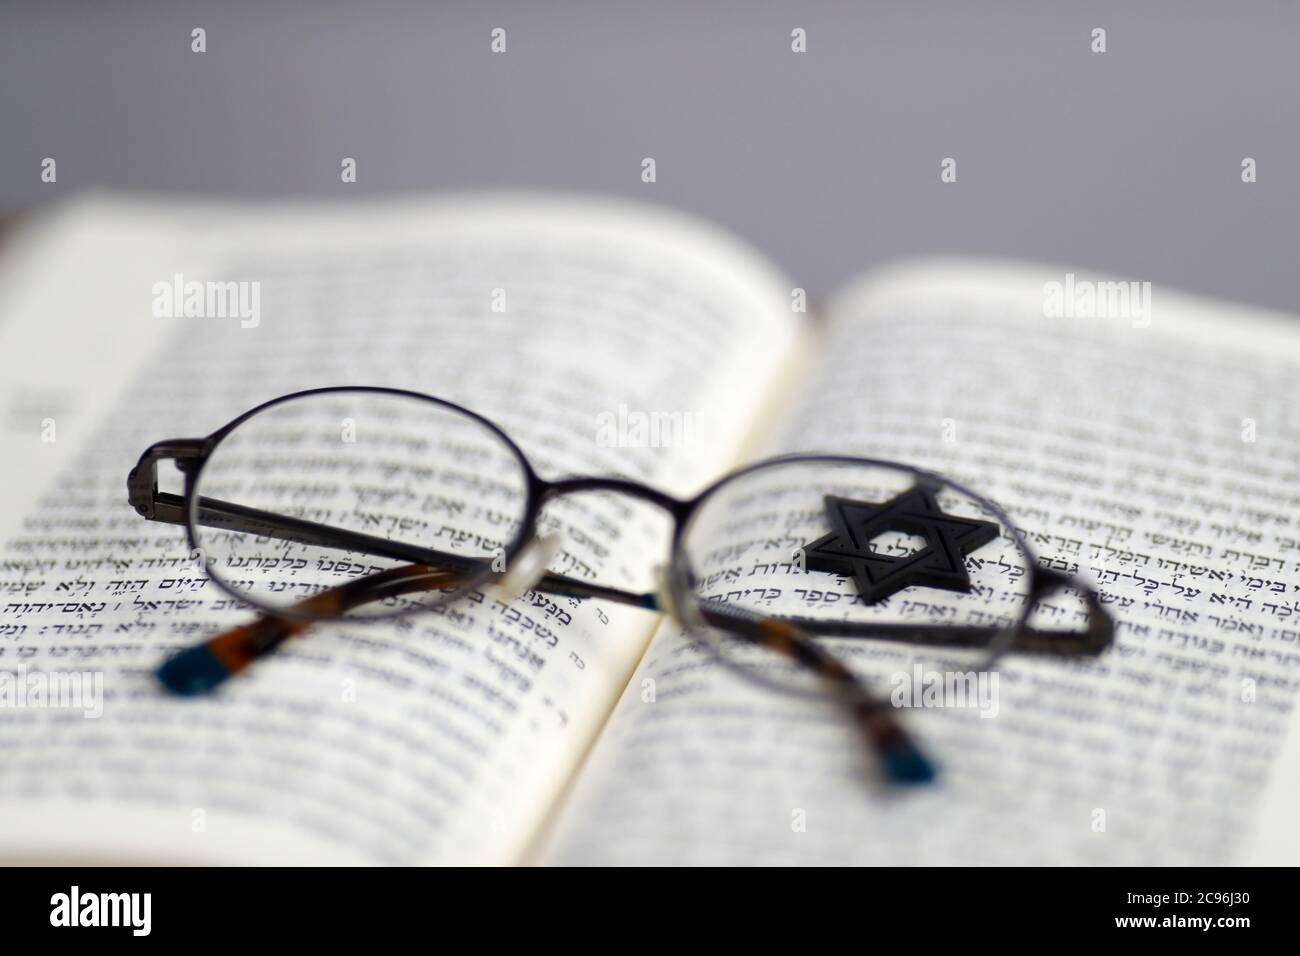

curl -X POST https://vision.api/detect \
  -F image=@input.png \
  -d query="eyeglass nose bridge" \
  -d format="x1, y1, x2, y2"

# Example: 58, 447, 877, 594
526, 475, 695, 619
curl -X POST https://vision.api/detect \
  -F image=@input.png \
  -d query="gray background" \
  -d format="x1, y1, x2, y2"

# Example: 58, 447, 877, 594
2, 0, 1297, 311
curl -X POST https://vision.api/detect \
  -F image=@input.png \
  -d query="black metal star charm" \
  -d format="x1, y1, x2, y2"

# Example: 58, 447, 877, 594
801, 487, 1000, 604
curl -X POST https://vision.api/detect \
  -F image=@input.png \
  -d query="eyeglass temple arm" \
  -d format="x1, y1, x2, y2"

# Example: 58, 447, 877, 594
129, 444, 660, 609
157, 563, 469, 695
772, 568, 1114, 657
697, 613, 937, 783
152, 557, 923, 781
162, 562, 943, 785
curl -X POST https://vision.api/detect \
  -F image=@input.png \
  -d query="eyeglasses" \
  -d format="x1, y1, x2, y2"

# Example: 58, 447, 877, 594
128, 386, 1113, 785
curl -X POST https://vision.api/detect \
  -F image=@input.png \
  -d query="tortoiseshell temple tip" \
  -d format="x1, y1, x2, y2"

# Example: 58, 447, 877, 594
157, 645, 234, 696
879, 739, 937, 785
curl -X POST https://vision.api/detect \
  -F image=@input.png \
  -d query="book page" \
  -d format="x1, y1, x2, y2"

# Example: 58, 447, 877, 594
541, 260, 1300, 865
0, 192, 802, 864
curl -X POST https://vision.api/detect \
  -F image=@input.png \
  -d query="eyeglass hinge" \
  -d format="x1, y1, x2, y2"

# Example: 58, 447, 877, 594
127, 438, 208, 521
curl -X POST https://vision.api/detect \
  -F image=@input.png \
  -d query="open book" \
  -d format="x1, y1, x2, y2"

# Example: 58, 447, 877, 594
1, 192, 1298, 865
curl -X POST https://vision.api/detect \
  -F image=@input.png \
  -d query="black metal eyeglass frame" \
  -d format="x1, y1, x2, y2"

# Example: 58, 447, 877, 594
128, 386, 1114, 785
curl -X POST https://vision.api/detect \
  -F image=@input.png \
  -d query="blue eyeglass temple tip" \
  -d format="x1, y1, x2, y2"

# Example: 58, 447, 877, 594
157, 645, 232, 696
880, 739, 938, 785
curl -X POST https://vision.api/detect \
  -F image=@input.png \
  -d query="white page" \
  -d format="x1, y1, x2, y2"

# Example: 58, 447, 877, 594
542, 259, 1300, 865
0, 191, 802, 864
